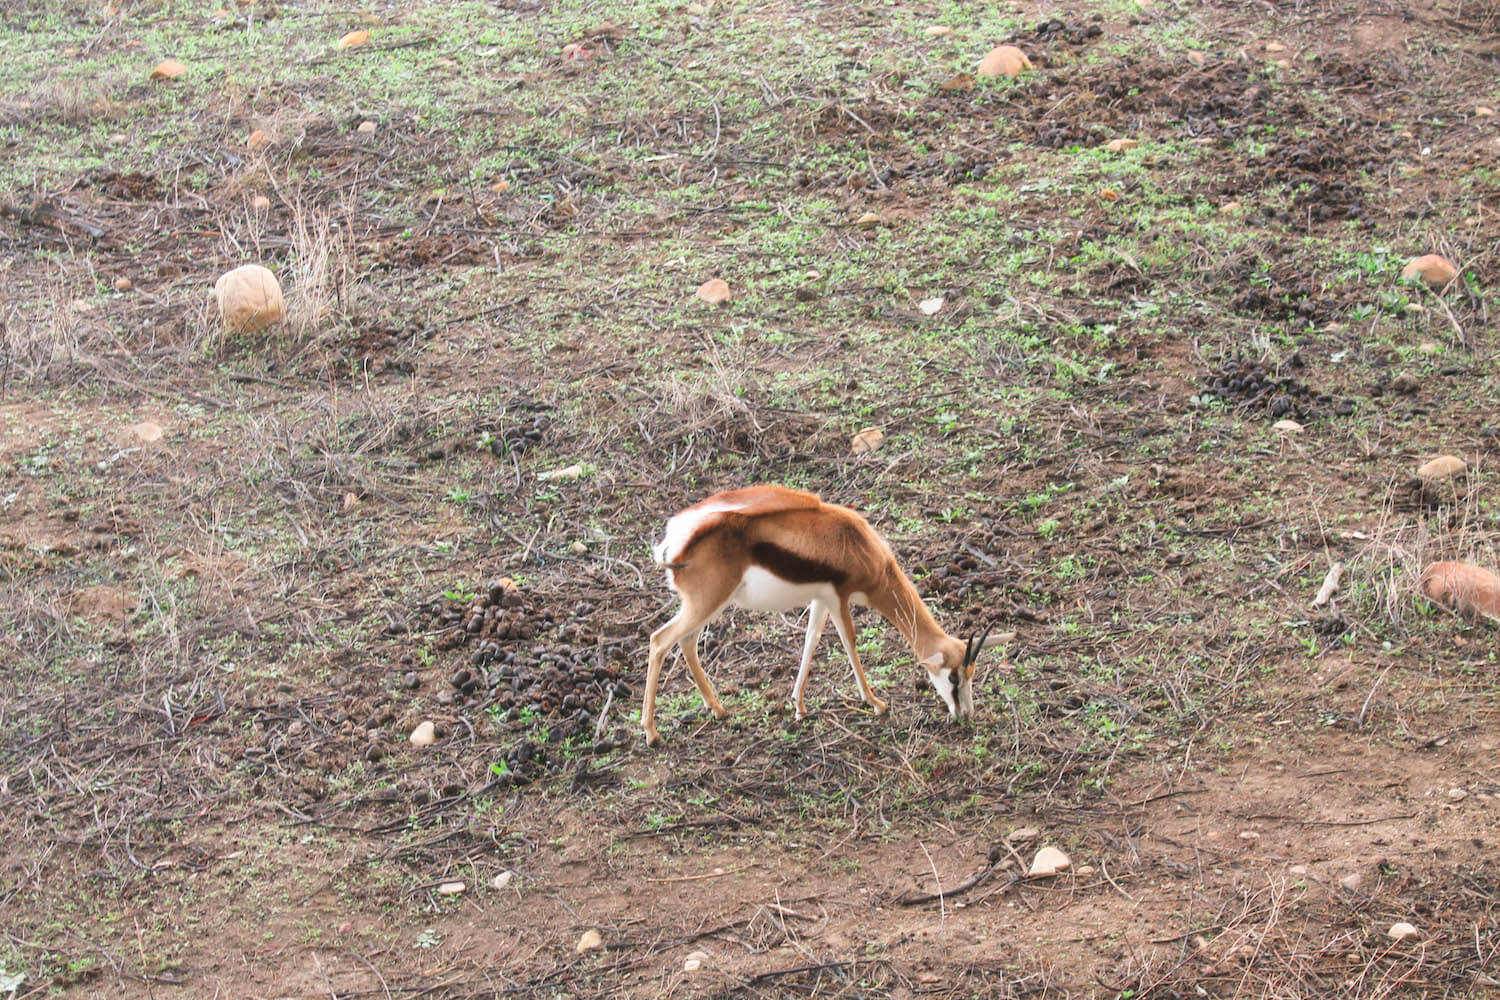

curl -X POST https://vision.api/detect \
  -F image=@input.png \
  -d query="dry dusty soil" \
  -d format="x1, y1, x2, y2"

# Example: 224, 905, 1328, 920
3, 0, 1500, 997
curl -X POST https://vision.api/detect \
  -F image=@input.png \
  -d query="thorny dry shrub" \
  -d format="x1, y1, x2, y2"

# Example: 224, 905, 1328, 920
1109, 875, 1499, 1000
30, 83, 108, 125
198, 196, 360, 362
0, 68, 128, 128
605, 341, 836, 470
0, 255, 109, 385
1332, 469, 1499, 634
237, 382, 446, 515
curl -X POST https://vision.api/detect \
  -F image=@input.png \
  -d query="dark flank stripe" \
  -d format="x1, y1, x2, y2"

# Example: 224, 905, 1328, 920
750, 541, 847, 586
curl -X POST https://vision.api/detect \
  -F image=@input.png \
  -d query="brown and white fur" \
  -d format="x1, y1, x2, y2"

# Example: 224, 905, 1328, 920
642, 485, 1010, 745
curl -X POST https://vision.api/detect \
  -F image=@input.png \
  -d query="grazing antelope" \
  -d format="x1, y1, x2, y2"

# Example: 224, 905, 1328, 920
642, 485, 1011, 745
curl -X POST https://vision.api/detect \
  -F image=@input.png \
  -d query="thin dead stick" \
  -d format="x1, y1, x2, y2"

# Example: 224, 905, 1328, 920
1357, 662, 1396, 728
644, 863, 755, 884
1242, 812, 1416, 827
918, 840, 946, 920
897, 863, 1020, 907
1432, 288, 1469, 350
592, 687, 614, 743
1099, 860, 1137, 903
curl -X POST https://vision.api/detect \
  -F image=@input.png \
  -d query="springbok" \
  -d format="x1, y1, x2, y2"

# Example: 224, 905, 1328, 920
642, 484, 1011, 745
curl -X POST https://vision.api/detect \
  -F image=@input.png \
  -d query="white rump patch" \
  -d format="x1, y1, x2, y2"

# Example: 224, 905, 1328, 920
653, 500, 745, 565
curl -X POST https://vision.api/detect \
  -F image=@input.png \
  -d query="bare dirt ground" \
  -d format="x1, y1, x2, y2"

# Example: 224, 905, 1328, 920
3, 0, 1500, 997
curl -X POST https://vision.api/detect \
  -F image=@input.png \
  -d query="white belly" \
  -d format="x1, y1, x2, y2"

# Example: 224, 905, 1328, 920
733, 567, 838, 612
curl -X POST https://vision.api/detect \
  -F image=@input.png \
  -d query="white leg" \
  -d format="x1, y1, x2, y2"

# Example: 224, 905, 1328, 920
792, 600, 831, 720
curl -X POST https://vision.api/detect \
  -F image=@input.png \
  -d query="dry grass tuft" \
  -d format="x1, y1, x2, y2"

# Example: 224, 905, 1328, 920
285, 200, 357, 344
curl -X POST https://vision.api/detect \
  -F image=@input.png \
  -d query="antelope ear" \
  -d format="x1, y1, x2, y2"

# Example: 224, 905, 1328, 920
979, 630, 1015, 651
920, 653, 947, 674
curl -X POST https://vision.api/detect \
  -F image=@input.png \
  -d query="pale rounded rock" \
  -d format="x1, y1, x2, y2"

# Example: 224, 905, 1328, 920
356, 120, 377, 134
978, 45, 1031, 78
1272, 419, 1303, 433
683, 950, 711, 972
1416, 455, 1466, 481
855, 211, 881, 228
1028, 845, 1071, 877
1420, 561, 1500, 622
1448, 787, 1468, 801
576, 928, 603, 952
437, 880, 465, 895
1339, 871, 1362, 891
214, 264, 284, 333
409, 720, 437, 747
1105, 138, 1139, 153
150, 58, 186, 80
1388, 921, 1419, 941
1401, 254, 1457, 289
696, 278, 731, 304
924, 26, 954, 37
491, 870, 515, 890
129, 421, 164, 444
1008, 826, 1039, 843
251, 195, 271, 211
851, 427, 885, 454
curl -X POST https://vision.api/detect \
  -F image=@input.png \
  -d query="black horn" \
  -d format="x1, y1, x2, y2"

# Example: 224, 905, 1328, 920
963, 624, 996, 667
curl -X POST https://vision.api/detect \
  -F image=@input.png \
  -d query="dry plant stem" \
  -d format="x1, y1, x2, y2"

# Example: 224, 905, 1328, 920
1357, 663, 1396, 729
918, 839, 946, 920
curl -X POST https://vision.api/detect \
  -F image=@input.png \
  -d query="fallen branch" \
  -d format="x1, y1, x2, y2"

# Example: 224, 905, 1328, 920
1311, 561, 1344, 607
896, 864, 1022, 906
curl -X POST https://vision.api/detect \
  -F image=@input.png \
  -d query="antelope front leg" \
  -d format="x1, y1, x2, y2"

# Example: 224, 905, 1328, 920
792, 599, 831, 720
832, 602, 888, 715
